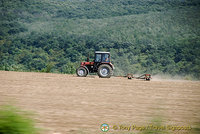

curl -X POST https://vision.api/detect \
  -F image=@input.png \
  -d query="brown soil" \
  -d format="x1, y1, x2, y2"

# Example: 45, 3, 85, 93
0, 71, 199, 134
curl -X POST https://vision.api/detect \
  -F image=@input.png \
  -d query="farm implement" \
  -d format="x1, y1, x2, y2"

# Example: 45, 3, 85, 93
125, 73, 152, 81
115, 73, 152, 81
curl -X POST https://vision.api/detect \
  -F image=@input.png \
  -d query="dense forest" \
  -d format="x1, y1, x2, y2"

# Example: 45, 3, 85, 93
0, 0, 200, 79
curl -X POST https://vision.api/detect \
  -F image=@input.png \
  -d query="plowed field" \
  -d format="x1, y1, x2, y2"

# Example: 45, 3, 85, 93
0, 71, 199, 134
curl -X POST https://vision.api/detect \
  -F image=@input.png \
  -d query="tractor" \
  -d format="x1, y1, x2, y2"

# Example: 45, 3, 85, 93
76, 51, 114, 78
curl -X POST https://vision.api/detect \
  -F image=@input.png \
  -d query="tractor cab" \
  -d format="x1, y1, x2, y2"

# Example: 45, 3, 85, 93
76, 51, 114, 78
95, 51, 110, 63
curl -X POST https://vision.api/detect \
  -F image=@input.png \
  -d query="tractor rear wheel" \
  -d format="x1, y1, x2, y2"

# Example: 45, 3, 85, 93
97, 64, 112, 78
76, 67, 88, 77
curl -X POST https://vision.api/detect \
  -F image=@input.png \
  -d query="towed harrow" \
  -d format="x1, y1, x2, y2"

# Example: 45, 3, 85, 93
116, 73, 152, 81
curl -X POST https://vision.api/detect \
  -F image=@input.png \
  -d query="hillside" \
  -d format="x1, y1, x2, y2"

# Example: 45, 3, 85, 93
0, 0, 200, 78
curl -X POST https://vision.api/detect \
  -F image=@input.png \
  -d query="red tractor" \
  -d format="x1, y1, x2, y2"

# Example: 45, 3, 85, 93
76, 51, 114, 78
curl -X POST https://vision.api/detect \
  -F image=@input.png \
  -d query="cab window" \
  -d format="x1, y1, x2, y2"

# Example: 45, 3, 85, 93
95, 54, 102, 62
102, 54, 110, 62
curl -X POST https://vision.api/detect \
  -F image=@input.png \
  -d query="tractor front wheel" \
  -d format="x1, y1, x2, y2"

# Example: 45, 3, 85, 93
97, 64, 112, 78
76, 67, 88, 77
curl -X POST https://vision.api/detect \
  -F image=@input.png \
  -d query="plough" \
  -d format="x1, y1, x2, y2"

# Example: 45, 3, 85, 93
115, 73, 152, 81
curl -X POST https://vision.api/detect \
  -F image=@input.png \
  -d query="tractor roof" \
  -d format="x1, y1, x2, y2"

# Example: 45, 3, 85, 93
95, 51, 110, 54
